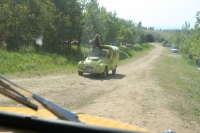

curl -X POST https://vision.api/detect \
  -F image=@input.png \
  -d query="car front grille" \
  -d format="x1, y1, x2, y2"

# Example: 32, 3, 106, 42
86, 65, 94, 69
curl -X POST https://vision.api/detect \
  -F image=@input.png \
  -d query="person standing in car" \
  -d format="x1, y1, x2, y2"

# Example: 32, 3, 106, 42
91, 34, 102, 49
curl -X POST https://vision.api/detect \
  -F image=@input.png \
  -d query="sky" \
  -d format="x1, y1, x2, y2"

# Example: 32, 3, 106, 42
98, 0, 200, 30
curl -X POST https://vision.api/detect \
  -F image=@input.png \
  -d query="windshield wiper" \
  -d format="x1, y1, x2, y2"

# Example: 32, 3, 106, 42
0, 75, 82, 123
0, 77, 38, 110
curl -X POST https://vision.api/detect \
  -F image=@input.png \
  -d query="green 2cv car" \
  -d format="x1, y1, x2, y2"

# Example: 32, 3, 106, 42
78, 45, 119, 78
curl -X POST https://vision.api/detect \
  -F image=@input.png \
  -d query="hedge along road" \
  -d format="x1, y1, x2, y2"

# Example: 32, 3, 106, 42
2, 43, 199, 133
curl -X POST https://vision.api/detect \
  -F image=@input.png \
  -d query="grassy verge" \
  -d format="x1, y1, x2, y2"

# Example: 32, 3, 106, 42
154, 47, 200, 124
119, 43, 154, 64
0, 50, 78, 77
0, 43, 154, 77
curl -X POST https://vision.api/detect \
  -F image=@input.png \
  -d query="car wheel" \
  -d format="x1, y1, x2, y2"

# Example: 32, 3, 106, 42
78, 71, 83, 76
101, 67, 108, 78
112, 67, 116, 75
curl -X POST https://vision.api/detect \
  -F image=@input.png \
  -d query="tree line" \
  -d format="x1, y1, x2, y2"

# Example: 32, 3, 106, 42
169, 13, 200, 63
0, 0, 147, 55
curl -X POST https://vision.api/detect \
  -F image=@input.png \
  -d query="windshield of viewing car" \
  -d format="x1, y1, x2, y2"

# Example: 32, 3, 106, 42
90, 51, 107, 57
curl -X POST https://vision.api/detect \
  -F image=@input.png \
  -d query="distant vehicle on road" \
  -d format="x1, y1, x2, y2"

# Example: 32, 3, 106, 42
171, 46, 179, 53
126, 44, 132, 47
162, 41, 167, 46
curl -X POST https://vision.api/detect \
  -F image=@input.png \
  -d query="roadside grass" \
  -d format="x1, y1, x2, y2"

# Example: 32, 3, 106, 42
0, 43, 153, 77
0, 50, 78, 77
154, 47, 200, 124
119, 43, 154, 64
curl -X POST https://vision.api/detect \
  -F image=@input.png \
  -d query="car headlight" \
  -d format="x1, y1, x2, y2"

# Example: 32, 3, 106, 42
97, 62, 101, 66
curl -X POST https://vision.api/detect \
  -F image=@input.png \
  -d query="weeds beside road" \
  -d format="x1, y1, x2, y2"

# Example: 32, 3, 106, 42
154, 47, 200, 124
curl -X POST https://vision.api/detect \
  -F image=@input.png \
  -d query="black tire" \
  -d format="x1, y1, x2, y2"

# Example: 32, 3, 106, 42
101, 67, 108, 78
112, 67, 116, 75
78, 71, 83, 76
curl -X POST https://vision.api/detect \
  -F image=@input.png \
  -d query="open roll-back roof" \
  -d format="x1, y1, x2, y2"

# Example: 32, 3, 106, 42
100, 45, 119, 51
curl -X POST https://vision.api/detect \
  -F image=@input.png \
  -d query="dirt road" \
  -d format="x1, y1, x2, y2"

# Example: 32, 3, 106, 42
2, 43, 199, 133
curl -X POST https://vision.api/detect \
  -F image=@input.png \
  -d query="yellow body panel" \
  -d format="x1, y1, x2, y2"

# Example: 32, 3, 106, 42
78, 113, 151, 132
0, 107, 153, 133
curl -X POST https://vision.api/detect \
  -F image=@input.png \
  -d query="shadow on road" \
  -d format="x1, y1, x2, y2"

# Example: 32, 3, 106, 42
80, 73, 126, 80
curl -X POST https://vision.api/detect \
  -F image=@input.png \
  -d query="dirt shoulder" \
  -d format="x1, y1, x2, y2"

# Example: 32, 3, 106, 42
3, 43, 199, 133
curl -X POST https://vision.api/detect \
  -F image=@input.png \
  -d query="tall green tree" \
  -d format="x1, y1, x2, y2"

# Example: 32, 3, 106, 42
0, 0, 28, 50
0, 0, 56, 51
49, 0, 83, 53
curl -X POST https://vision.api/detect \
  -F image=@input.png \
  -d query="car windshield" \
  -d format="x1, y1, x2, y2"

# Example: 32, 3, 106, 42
90, 51, 107, 57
